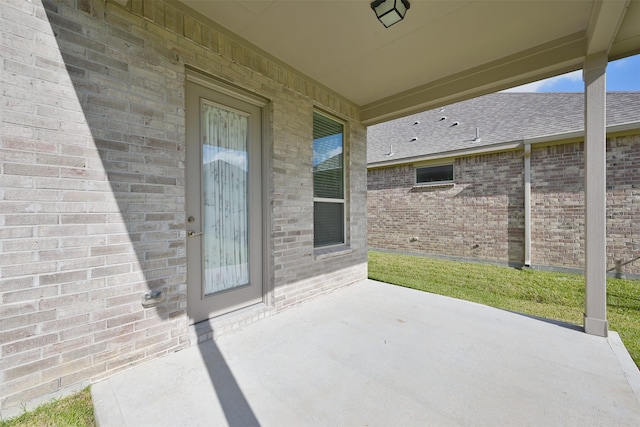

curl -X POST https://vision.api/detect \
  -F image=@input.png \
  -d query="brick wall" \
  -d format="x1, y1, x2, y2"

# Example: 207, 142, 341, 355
607, 135, 640, 275
0, 0, 367, 413
368, 150, 524, 263
532, 134, 640, 275
368, 134, 640, 276
530, 142, 585, 269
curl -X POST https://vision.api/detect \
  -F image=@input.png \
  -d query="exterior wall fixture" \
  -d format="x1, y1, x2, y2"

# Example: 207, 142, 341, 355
371, 0, 410, 28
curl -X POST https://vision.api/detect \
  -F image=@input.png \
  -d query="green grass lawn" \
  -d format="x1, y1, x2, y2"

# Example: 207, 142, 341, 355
368, 250, 640, 369
0, 387, 95, 427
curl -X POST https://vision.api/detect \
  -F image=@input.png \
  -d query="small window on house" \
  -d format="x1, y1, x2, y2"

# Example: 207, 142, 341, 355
313, 112, 345, 247
416, 164, 454, 184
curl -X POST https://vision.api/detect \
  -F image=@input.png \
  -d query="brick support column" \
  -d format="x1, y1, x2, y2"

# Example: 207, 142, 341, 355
583, 52, 608, 337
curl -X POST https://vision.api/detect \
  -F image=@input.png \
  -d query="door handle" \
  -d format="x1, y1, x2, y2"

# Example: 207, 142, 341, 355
188, 231, 203, 238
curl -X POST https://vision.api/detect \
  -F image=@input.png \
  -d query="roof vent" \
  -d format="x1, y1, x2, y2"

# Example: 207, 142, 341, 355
451, 121, 459, 127
414, 120, 420, 125
439, 107, 444, 112
410, 137, 418, 142
385, 144, 394, 156
439, 116, 446, 121
473, 127, 481, 143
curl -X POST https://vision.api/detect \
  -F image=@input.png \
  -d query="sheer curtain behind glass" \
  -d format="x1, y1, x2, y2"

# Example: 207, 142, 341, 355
202, 102, 249, 295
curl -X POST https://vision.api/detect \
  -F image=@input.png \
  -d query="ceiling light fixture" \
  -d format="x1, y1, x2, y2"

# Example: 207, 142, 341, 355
371, 0, 410, 28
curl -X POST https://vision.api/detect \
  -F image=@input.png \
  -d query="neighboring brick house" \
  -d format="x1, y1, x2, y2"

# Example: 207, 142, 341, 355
368, 92, 640, 277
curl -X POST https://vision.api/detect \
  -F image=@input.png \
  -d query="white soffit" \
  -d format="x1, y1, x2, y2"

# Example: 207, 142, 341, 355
179, 0, 640, 123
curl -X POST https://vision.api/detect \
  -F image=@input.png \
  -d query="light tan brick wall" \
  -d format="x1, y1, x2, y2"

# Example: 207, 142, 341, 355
1, 0, 367, 412
368, 134, 640, 276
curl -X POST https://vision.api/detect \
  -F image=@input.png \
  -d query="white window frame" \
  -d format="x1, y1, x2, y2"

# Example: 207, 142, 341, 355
312, 110, 347, 249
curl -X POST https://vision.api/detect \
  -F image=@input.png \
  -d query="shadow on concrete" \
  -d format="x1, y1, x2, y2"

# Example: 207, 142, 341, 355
500, 309, 585, 333
92, 279, 640, 426
197, 339, 260, 427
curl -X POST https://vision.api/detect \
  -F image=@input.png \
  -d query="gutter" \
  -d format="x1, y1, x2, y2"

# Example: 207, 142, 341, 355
368, 120, 640, 169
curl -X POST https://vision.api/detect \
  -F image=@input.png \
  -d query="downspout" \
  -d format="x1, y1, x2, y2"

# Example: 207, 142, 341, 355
524, 144, 532, 267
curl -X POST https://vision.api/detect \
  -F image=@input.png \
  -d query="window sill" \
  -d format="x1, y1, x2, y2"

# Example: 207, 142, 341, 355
314, 244, 352, 260
412, 182, 455, 190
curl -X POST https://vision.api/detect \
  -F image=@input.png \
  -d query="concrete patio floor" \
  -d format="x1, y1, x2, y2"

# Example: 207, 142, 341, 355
92, 279, 640, 426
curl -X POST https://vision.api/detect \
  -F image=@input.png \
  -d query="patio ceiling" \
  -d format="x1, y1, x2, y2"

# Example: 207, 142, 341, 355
179, 0, 640, 124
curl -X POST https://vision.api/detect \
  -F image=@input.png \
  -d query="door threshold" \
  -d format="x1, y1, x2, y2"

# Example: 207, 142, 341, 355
188, 303, 274, 345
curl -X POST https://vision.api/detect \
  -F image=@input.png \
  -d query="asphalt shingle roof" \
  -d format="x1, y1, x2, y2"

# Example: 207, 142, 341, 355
367, 92, 640, 165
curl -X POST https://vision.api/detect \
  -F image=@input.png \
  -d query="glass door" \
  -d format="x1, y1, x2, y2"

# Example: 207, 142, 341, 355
186, 78, 263, 323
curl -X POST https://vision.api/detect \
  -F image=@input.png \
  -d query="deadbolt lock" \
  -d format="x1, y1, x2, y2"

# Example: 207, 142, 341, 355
187, 216, 195, 223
